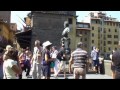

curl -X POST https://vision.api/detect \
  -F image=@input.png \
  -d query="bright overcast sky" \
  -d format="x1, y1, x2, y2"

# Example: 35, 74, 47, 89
11, 11, 120, 30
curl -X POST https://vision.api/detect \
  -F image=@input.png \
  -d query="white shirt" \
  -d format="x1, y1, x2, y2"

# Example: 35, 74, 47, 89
51, 50, 58, 59
33, 47, 43, 64
3, 59, 17, 79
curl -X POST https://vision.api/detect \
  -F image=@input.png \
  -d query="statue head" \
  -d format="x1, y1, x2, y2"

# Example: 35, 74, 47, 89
64, 21, 69, 28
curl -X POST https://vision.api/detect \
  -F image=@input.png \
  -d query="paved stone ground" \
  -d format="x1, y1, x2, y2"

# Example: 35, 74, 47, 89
22, 71, 112, 79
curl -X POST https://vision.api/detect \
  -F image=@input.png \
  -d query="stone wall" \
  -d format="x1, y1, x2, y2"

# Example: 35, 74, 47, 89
31, 12, 75, 50
104, 60, 112, 76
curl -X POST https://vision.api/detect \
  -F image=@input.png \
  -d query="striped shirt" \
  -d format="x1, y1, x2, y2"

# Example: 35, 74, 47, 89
71, 48, 88, 68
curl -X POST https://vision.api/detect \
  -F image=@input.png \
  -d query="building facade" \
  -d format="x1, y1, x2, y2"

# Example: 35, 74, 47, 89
90, 12, 120, 59
76, 22, 91, 54
0, 21, 14, 48
31, 11, 76, 50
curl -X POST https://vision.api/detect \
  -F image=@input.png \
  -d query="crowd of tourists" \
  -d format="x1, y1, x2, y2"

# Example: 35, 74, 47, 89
0, 39, 120, 79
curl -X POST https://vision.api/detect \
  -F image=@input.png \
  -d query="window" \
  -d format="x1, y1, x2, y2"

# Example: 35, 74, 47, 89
98, 20, 100, 24
92, 40, 94, 43
115, 48, 117, 50
113, 23, 115, 26
92, 26, 94, 30
114, 35, 118, 38
91, 46, 93, 50
104, 30, 106, 33
108, 29, 111, 32
108, 47, 111, 51
114, 41, 118, 45
107, 22, 109, 25
115, 29, 117, 32
104, 41, 106, 46
98, 35, 100, 39
91, 20, 95, 24
108, 41, 112, 44
104, 28, 106, 33
92, 33, 94, 37
104, 48, 106, 52
84, 24, 89, 28
68, 18, 72, 24
107, 35, 112, 38
79, 24, 83, 28
96, 20, 97, 24
110, 22, 112, 26
85, 38, 87, 41
98, 27, 100, 32
80, 31, 82, 34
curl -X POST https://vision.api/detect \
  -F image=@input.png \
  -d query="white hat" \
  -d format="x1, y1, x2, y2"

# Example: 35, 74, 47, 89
6, 45, 13, 51
43, 41, 52, 47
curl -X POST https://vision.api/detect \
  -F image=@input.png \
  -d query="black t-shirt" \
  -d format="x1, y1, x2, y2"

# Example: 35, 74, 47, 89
57, 47, 66, 61
42, 49, 51, 66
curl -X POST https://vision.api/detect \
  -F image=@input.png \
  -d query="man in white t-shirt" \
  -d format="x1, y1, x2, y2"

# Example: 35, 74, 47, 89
31, 40, 43, 79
